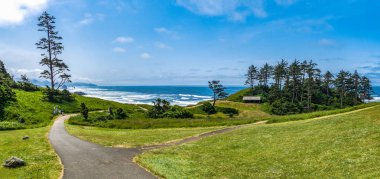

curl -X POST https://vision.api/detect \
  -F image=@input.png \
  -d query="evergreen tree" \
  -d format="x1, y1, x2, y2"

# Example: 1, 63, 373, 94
0, 60, 15, 86
273, 59, 288, 90
258, 63, 273, 87
36, 11, 71, 100
351, 70, 361, 105
242, 59, 372, 115
208, 80, 228, 106
335, 70, 350, 108
300, 60, 308, 102
0, 78, 16, 118
245, 65, 258, 94
287, 60, 302, 103
80, 103, 89, 120
322, 71, 334, 104
360, 76, 373, 102
305, 60, 320, 110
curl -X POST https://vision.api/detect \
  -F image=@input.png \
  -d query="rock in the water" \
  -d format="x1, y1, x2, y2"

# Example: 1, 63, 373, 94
22, 136, 29, 140
74, 91, 86, 96
3, 157, 25, 168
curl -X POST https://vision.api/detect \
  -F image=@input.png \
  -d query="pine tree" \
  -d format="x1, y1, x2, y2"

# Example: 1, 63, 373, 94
323, 71, 334, 104
360, 76, 373, 102
208, 80, 228, 106
305, 60, 320, 110
36, 11, 71, 98
259, 63, 273, 87
287, 60, 302, 103
335, 70, 350, 108
273, 59, 288, 90
245, 65, 258, 94
351, 70, 361, 105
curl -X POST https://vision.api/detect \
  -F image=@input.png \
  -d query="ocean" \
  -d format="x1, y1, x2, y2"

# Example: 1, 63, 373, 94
69, 85, 380, 106
69, 86, 245, 106
373, 86, 380, 101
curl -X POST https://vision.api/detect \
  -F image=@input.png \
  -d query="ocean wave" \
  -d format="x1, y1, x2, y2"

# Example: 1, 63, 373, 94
68, 86, 212, 106
371, 96, 380, 102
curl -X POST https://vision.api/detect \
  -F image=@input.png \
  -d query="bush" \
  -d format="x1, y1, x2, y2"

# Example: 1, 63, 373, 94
216, 106, 239, 117
115, 108, 127, 119
271, 98, 288, 115
146, 98, 171, 118
80, 103, 89, 120
201, 103, 216, 115
0, 121, 25, 130
17, 82, 39, 92
96, 115, 113, 121
163, 105, 194, 119
42, 88, 74, 102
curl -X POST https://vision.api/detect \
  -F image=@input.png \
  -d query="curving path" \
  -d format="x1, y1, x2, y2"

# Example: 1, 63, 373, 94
49, 106, 378, 178
49, 115, 156, 179
48, 114, 251, 179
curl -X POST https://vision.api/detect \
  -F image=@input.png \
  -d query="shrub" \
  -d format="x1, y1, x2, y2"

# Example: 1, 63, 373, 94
271, 98, 288, 115
200, 103, 216, 115
115, 108, 127, 119
17, 83, 40, 91
80, 103, 89, 120
216, 106, 239, 116
42, 88, 74, 102
146, 98, 171, 118
163, 105, 194, 119
0, 121, 25, 130
96, 115, 113, 121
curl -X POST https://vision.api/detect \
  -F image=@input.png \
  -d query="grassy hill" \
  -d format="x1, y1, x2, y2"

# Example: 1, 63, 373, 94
1, 90, 144, 130
225, 88, 252, 102
0, 127, 61, 178
137, 105, 380, 178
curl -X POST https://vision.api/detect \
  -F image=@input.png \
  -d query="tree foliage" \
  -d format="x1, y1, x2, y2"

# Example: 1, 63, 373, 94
36, 11, 71, 101
147, 98, 193, 118
208, 80, 228, 106
80, 103, 89, 120
244, 60, 373, 115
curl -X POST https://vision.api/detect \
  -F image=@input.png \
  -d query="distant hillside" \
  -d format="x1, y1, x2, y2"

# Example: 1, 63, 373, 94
30, 79, 97, 88
226, 88, 253, 102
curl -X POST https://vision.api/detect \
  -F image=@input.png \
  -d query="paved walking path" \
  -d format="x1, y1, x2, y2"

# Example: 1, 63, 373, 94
49, 115, 156, 179
49, 105, 377, 178
49, 115, 254, 178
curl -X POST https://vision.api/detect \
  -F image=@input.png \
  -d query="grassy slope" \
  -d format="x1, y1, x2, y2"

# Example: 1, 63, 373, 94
0, 127, 61, 178
214, 100, 270, 118
66, 124, 223, 148
1, 90, 144, 129
225, 88, 252, 102
137, 105, 380, 178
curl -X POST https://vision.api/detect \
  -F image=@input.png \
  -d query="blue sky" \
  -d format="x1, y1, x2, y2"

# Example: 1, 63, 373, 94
0, 0, 380, 85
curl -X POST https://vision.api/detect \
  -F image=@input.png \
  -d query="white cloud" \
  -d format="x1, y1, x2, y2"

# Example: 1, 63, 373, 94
154, 42, 170, 49
113, 47, 126, 53
79, 13, 104, 25
140, 53, 151, 59
114, 36, 134, 43
268, 16, 334, 33
154, 27, 179, 39
0, 0, 48, 27
318, 38, 336, 46
9, 68, 43, 79
176, 0, 268, 21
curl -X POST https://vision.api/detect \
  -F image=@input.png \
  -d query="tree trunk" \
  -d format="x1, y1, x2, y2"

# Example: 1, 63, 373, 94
47, 27, 54, 91
213, 93, 216, 106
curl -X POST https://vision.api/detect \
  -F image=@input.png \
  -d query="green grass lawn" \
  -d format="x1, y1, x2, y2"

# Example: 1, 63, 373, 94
213, 100, 271, 118
137, 105, 380, 178
0, 127, 61, 178
1, 90, 145, 129
66, 124, 223, 148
